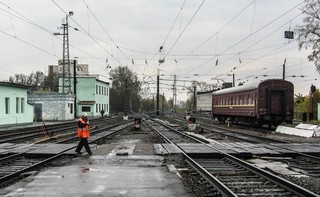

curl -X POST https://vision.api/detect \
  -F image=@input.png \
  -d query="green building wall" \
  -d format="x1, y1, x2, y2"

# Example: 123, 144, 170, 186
67, 76, 109, 118
0, 83, 33, 126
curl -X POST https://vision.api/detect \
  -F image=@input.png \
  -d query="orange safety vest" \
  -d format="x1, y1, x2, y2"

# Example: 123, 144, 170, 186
77, 118, 90, 138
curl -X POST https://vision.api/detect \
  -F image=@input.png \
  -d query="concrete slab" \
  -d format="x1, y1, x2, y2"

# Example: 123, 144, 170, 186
161, 144, 182, 154
270, 143, 320, 155
0, 143, 46, 154
153, 144, 169, 155
276, 125, 315, 138
1, 155, 192, 197
27, 144, 78, 155
247, 158, 308, 177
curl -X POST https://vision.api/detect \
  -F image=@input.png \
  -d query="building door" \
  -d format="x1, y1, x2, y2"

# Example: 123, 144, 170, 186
34, 103, 43, 121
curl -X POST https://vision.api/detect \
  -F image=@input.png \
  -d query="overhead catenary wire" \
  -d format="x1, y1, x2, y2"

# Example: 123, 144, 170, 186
161, 0, 206, 65
178, 0, 257, 62
160, 0, 187, 49
0, 0, 119, 70
179, 1, 305, 78
52, 0, 124, 67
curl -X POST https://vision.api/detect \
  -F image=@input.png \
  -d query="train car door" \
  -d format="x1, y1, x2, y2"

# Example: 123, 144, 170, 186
267, 89, 285, 114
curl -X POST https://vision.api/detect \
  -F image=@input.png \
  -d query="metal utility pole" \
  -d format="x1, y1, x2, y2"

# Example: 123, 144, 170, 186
282, 59, 286, 80
193, 81, 196, 112
156, 69, 160, 115
232, 74, 235, 87
54, 11, 73, 93
173, 75, 177, 112
73, 59, 77, 118
310, 84, 316, 121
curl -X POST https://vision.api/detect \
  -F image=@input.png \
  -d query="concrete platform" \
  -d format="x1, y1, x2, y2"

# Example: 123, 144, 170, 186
1, 155, 193, 197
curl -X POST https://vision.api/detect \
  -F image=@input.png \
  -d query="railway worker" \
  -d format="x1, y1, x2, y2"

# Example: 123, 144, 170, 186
100, 109, 105, 118
75, 112, 93, 155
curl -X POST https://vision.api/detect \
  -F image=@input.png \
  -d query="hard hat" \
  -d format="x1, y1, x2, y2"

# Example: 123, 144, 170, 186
82, 112, 87, 117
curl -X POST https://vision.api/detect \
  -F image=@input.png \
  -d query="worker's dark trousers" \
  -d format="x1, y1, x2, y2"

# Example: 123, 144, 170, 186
75, 138, 92, 154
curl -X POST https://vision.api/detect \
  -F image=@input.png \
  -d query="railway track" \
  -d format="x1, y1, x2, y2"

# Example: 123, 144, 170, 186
170, 115, 288, 144
0, 153, 66, 187
0, 119, 133, 187
187, 156, 315, 196
146, 117, 319, 196
0, 117, 121, 144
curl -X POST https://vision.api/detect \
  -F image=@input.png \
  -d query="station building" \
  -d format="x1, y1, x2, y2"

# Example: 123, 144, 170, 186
68, 75, 110, 118
29, 60, 109, 121
28, 92, 75, 121
55, 59, 110, 118
0, 82, 33, 126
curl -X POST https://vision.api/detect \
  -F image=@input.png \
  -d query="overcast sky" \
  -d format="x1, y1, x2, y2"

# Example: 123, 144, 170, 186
0, 0, 318, 100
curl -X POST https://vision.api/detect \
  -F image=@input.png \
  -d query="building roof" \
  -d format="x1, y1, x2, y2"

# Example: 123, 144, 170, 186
0, 81, 31, 89
212, 81, 261, 96
197, 90, 215, 95
76, 76, 110, 85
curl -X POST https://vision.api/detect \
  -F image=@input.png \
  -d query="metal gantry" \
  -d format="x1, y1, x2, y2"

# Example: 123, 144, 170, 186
54, 11, 73, 94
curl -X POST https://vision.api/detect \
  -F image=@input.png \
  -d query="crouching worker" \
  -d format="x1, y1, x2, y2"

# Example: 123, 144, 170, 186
75, 113, 92, 155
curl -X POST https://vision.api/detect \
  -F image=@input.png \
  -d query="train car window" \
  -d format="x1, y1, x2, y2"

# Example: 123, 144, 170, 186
248, 94, 251, 104
244, 95, 247, 105
239, 95, 242, 105
231, 97, 233, 105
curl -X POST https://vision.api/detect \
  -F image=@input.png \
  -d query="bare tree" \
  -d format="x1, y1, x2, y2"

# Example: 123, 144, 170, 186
9, 71, 44, 90
296, 0, 320, 72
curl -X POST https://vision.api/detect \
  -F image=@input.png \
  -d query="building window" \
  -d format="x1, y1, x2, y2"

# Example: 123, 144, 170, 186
21, 98, 25, 113
104, 104, 106, 111
82, 106, 90, 112
107, 104, 108, 112
96, 104, 98, 112
96, 85, 98, 94
5, 97, 10, 114
70, 103, 73, 114
104, 87, 106, 95
106, 87, 108, 96
16, 97, 19, 113
99, 86, 101, 95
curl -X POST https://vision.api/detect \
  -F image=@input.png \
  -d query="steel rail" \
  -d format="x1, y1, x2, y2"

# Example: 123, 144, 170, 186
148, 117, 319, 196
0, 120, 134, 187
145, 118, 237, 196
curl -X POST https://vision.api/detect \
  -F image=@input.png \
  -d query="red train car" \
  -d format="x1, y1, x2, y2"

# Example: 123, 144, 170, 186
212, 79, 294, 127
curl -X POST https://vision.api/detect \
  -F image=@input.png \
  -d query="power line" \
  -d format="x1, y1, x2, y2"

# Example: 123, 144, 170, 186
179, 1, 304, 78
162, 0, 206, 64
0, 29, 58, 57
177, 0, 256, 62
51, 0, 124, 67
161, 0, 187, 48
82, 0, 131, 63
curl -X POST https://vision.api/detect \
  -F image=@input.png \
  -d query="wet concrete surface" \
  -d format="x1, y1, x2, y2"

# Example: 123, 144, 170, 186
1, 154, 192, 197
1, 141, 193, 197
